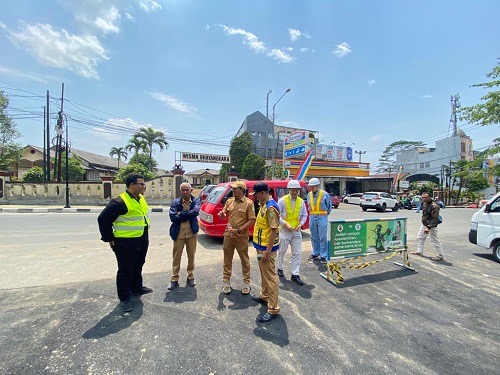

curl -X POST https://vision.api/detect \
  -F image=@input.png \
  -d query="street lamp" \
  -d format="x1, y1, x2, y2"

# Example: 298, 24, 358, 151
271, 88, 291, 179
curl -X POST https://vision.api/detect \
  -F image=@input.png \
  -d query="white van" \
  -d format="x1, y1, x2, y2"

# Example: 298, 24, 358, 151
469, 192, 500, 262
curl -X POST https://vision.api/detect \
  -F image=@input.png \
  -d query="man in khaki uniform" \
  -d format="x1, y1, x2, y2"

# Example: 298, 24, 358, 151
251, 182, 280, 322
167, 183, 200, 290
218, 180, 256, 295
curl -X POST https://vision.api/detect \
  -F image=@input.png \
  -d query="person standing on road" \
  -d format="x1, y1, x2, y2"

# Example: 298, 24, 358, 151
167, 183, 200, 290
307, 178, 332, 264
97, 173, 152, 312
251, 182, 280, 322
411, 192, 445, 261
218, 180, 256, 295
277, 180, 308, 285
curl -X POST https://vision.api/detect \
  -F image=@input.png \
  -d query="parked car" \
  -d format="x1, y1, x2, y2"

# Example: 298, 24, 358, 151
198, 184, 217, 203
411, 195, 422, 209
330, 194, 340, 208
360, 192, 399, 212
198, 180, 310, 237
343, 193, 363, 205
469, 192, 500, 262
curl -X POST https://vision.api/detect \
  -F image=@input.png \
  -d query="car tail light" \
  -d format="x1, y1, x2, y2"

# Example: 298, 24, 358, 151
200, 211, 213, 223
374, 197, 381, 200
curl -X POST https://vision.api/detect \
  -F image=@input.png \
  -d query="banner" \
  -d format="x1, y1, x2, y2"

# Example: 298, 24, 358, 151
315, 144, 353, 162
181, 152, 230, 164
329, 218, 407, 258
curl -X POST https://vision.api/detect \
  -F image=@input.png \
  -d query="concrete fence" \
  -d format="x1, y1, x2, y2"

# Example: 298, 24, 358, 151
0, 175, 176, 206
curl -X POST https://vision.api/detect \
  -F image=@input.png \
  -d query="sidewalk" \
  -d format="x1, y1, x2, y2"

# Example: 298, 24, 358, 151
0, 205, 170, 213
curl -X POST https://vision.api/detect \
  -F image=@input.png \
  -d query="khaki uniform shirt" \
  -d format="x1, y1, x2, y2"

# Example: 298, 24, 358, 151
222, 196, 256, 238
178, 198, 196, 238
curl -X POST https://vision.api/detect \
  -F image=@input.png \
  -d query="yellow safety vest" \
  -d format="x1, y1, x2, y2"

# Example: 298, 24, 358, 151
113, 192, 150, 238
253, 200, 280, 251
284, 195, 303, 228
308, 190, 327, 215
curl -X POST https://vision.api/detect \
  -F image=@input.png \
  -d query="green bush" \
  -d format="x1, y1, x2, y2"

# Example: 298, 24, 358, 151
23, 166, 45, 182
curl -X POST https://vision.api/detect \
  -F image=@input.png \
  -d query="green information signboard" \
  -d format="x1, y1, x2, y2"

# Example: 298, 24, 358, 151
329, 218, 407, 259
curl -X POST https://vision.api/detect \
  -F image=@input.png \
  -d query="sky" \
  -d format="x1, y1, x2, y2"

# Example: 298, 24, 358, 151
1, 0, 499, 174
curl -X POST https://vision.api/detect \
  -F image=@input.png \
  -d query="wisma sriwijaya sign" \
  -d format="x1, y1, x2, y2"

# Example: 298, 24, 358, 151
181, 152, 230, 164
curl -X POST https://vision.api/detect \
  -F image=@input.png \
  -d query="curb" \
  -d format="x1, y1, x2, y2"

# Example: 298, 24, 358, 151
0, 207, 169, 214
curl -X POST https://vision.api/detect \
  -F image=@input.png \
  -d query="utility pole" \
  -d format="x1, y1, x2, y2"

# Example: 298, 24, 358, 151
355, 150, 366, 163
46, 91, 50, 181
43, 106, 46, 182
266, 90, 272, 159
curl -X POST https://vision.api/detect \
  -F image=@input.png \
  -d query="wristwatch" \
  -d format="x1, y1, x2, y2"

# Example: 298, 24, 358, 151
237, 228, 242, 234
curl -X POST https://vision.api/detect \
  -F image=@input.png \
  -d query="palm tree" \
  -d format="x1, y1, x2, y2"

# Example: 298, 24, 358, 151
134, 126, 169, 171
109, 147, 128, 169
125, 137, 148, 158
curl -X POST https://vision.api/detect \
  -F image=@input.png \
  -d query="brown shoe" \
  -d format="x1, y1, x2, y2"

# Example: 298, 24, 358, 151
410, 251, 423, 256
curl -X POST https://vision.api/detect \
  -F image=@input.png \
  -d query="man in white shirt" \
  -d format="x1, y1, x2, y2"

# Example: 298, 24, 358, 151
277, 180, 308, 285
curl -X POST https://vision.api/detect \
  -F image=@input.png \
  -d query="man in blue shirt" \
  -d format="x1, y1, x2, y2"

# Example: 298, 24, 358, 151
306, 178, 332, 264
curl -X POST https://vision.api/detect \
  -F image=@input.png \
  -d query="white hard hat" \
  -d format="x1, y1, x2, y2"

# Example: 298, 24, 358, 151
287, 180, 301, 189
308, 178, 320, 187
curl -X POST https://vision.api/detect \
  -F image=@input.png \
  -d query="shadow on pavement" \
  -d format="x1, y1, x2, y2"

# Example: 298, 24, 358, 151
279, 278, 314, 299
335, 268, 416, 288
217, 291, 254, 311
253, 305, 289, 347
163, 287, 198, 303
197, 234, 224, 250
472, 253, 497, 262
82, 299, 144, 339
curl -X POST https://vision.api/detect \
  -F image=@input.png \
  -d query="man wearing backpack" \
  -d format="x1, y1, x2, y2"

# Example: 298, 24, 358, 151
411, 192, 445, 261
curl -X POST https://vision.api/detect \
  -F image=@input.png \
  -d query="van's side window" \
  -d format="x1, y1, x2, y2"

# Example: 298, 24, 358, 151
490, 198, 500, 212
275, 188, 286, 199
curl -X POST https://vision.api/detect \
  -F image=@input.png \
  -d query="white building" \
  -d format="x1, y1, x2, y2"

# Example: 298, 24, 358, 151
396, 128, 473, 178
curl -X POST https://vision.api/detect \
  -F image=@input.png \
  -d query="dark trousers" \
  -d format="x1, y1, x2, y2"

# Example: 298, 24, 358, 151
113, 231, 149, 302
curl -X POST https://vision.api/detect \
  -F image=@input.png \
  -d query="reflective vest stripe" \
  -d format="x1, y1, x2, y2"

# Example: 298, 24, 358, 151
284, 195, 302, 228
308, 190, 327, 215
113, 192, 150, 238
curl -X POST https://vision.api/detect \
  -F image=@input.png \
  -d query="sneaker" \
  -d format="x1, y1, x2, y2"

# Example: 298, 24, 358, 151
308, 254, 319, 260
167, 281, 179, 290
431, 256, 445, 262
320, 257, 327, 264
222, 281, 231, 294
120, 300, 133, 312
186, 278, 196, 287
277, 268, 284, 277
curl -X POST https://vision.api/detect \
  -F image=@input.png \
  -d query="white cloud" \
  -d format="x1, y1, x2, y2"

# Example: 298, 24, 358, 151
94, 6, 121, 33
299, 48, 309, 53
139, 0, 162, 12
0, 64, 63, 84
268, 49, 294, 63
288, 28, 311, 42
420, 95, 432, 98
367, 79, 377, 86
286, 47, 293, 52
332, 42, 351, 57
149, 91, 197, 115
220, 24, 267, 53
4, 23, 108, 79
125, 12, 135, 21
369, 135, 382, 142
219, 24, 294, 63
288, 28, 301, 42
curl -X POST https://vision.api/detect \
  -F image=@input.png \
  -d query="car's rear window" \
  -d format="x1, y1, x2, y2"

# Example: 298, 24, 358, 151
364, 193, 378, 198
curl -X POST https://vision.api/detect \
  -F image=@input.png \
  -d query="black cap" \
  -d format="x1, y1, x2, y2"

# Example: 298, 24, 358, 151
251, 182, 269, 194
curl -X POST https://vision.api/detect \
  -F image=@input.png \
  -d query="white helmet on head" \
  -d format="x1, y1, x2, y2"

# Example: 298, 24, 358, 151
308, 178, 320, 187
287, 179, 301, 189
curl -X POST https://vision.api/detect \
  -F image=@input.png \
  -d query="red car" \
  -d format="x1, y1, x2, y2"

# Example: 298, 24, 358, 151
330, 194, 340, 208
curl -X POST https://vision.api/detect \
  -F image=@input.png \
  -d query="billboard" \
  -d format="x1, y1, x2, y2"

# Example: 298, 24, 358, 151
315, 144, 353, 162
284, 131, 307, 157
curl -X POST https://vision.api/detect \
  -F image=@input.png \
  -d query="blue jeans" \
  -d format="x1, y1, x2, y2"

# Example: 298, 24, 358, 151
309, 214, 328, 258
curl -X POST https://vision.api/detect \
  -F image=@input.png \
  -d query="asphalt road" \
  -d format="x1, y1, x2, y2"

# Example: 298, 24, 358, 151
0, 205, 498, 375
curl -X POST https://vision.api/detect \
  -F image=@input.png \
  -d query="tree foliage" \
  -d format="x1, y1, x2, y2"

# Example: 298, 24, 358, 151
460, 60, 500, 127
23, 166, 45, 182
229, 131, 253, 173
129, 153, 158, 172
241, 153, 266, 180
114, 163, 156, 183
134, 126, 168, 171
51, 153, 85, 181
109, 147, 128, 168
0, 90, 22, 171
125, 137, 148, 157
377, 140, 425, 173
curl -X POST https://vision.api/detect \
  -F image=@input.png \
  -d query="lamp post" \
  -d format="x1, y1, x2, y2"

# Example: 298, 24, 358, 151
271, 88, 291, 179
